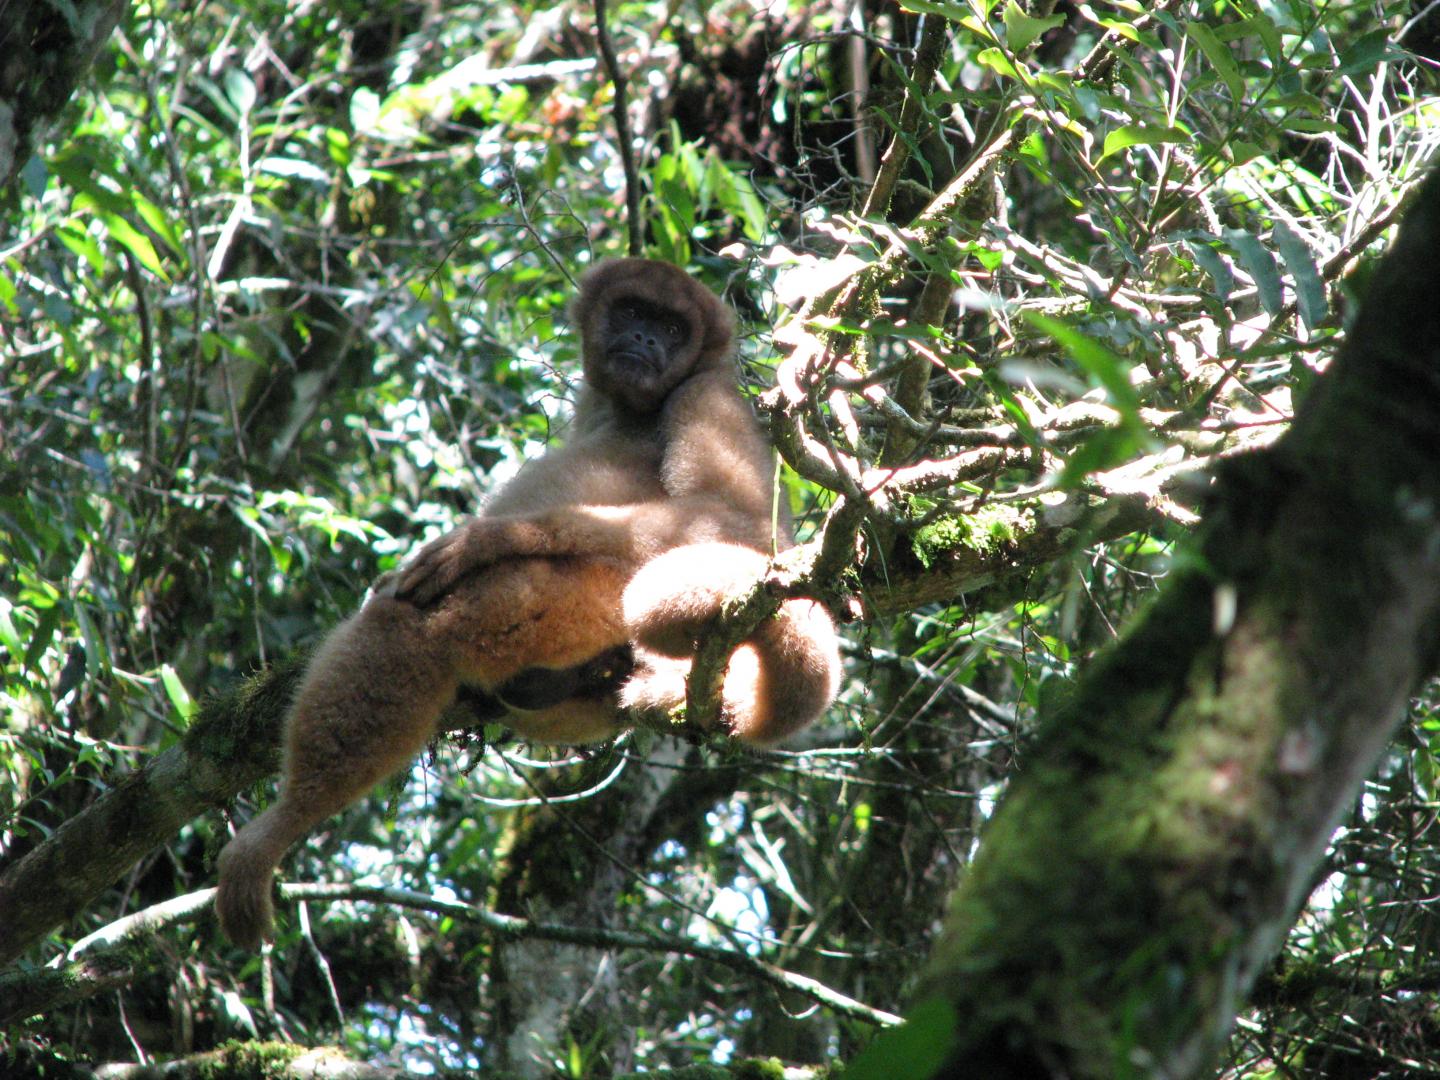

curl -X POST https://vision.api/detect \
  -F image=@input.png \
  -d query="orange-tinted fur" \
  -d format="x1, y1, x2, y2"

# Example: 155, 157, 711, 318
215, 260, 841, 949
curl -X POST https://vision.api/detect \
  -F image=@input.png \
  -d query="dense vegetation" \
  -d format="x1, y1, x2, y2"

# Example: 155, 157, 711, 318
3, 1, 1440, 1076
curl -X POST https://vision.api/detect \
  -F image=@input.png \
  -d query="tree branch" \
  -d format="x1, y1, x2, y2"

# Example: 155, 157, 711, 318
1, 882, 901, 1030
594, 0, 644, 257
912, 162, 1440, 1079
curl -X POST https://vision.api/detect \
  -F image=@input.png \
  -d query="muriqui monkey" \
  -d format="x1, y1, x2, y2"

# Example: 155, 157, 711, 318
215, 258, 841, 949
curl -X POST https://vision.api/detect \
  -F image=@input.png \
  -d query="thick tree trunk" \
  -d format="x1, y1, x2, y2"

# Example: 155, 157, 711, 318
913, 165, 1440, 1078
483, 742, 737, 1077
0, 0, 130, 193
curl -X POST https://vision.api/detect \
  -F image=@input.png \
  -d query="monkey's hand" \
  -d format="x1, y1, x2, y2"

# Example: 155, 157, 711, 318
396, 506, 670, 606
394, 517, 552, 605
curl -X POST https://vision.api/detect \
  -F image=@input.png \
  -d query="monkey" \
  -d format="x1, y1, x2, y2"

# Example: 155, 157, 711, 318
214, 258, 841, 950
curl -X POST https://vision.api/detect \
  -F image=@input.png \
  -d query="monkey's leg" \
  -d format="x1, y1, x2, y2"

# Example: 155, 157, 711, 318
216, 598, 457, 949
438, 558, 634, 744
716, 598, 840, 743
218, 558, 635, 948
622, 543, 841, 744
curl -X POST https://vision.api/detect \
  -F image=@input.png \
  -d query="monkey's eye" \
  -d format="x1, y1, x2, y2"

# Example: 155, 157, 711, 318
665, 321, 683, 340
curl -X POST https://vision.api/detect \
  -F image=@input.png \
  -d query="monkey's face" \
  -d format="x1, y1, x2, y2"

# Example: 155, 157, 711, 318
594, 297, 693, 413
574, 258, 737, 415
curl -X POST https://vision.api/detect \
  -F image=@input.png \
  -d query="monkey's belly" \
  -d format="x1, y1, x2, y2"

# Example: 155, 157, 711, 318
431, 556, 632, 696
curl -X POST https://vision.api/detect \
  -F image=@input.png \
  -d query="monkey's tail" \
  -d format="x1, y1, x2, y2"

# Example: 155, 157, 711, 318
215, 801, 310, 950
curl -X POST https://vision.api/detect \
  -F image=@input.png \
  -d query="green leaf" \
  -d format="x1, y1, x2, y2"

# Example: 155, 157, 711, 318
20, 155, 48, 200
24, 606, 61, 673
1228, 140, 1267, 165
1187, 21, 1244, 102
1024, 312, 1143, 419
897, 0, 973, 20
1272, 222, 1326, 331
225, 69, 257, 114
0, 602, 23, 658
100, 213, 170, 280
976, 47, 1021, 79
1003, 0, 1064, 51
1098, 124, 1190, 164
1184, 238, 1234, 301
844, 997, 957, 1080
1337, 28, 1393, 77
160, 664, 196, 722
74, 603, 111, 671
1058, 426, 1144, 487
1224, 229, 1284, 316
132, 193, 185, 258
56, 222, 106, 273
1217, 14, 1282, 63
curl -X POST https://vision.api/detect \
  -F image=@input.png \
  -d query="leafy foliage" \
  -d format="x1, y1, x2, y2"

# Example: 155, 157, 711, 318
2, 0, 1438, 1076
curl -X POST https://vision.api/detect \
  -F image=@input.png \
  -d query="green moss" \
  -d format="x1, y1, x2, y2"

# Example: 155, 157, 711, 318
733, 1059, 789, 1080
910, 505, 1034, 569
615, 1066, 730, 1080
612, 1064, 785, 1080
195, 1041, 309, 1080
184, 652, 308, 769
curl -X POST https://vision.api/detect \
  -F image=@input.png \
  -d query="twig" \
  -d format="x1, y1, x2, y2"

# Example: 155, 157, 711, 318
594, 0, 644, 256
13, 883, 902, 1030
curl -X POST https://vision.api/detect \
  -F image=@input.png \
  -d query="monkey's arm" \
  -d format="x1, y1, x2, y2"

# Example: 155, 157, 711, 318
394, 500, 750, 606
658, 373, 776, 517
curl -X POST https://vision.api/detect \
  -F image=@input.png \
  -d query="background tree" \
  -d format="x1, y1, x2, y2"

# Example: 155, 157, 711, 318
2, 1, 1439, 1077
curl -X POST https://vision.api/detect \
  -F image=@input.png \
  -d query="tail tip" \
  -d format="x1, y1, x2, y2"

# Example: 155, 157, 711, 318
215, 840, 277, 951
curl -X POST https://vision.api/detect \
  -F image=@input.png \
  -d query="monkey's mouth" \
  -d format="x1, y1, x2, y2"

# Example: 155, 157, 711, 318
613, 350, 665, 375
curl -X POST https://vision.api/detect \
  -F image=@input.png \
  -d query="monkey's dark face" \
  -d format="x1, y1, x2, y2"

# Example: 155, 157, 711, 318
596, 297, 694, 413
575, 258, 736, 416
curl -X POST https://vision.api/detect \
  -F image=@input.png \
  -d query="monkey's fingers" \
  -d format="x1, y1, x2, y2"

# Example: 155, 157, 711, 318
396, 519, 554, 604
395, 527, 495, 604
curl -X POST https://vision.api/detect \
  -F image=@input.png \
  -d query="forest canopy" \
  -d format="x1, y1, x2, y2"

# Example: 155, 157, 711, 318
3, 1, 1440, 1078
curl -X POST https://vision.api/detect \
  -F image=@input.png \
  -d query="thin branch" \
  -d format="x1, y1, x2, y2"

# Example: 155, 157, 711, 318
5, 884, 902, 1030
595, 0, 644, 256
862, 14, 949, 218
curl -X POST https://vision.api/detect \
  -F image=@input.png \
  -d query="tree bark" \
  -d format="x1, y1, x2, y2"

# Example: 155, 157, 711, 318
0, 0, 130, 193
912, 164, 1440, 1078
0, 656, 302, 966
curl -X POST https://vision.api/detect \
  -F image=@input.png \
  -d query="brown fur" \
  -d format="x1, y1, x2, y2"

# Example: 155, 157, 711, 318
214, 259, 841, 949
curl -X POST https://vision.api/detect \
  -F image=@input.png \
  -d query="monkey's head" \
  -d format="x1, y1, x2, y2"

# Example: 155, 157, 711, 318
574, 258, 736, 415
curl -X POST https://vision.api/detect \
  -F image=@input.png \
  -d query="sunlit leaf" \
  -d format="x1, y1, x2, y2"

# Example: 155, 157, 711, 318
225, 68, 257, 114
160, 664, 196, 722
1098, 124, 1190, 164
896, 0, 973, 20
100, 213, 169, 280
1003, 0, 1064, 51
257, 157, 331, 185
1272, 221, 1326, 331
976, 47, 1021, 79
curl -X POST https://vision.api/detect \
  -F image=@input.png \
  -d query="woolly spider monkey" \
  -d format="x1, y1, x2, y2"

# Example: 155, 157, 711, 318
215, 258, 841, 949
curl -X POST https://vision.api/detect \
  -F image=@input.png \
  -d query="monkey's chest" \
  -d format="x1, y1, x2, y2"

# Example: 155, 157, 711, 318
569, 455, 667, 505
